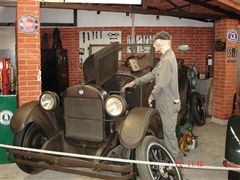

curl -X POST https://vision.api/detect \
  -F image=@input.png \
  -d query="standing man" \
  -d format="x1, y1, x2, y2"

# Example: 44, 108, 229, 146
122, 31, 182, 160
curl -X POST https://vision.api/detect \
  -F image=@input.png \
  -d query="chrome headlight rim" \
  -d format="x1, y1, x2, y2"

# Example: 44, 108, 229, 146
39, 91, 59, 111
105, 95, 127, 117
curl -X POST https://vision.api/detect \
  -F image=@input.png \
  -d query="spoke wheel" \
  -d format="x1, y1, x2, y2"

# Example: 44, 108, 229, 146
13, 123, 49, 174
135, 136, 182, 180
190, 92, 206, 126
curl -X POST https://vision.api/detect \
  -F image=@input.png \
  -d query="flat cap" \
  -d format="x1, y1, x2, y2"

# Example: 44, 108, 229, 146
153, 31, 172, 41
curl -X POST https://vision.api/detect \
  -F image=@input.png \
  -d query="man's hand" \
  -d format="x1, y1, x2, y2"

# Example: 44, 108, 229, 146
122, 81, 135, 92
148, 94, 154, 107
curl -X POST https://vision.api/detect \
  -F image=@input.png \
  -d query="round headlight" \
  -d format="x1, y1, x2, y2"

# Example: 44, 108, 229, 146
39, 91, 59, 111
105, 95, 127, 117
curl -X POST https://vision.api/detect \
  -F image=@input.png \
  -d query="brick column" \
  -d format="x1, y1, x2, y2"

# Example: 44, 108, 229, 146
16, 0, 41, 106
212, 19, 239, 124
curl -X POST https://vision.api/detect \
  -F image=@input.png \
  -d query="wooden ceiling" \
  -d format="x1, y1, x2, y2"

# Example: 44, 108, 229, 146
1, 0, 240, 22
43, 0, 240, 22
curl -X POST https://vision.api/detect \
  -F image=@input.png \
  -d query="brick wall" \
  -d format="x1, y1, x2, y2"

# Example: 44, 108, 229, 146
40, 28, 82, 86
212, 19, 239, 122
41, 26, 214, 86
17, 0, 41, 106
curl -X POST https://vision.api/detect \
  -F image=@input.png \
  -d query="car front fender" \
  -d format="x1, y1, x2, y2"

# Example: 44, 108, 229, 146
10, 101, 57, 137
225, 114, 240, 164
119, 107, 161, 149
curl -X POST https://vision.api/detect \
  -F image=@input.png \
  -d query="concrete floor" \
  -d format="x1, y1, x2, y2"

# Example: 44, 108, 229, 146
182, 120, 227, 180
0, 119, 228, 180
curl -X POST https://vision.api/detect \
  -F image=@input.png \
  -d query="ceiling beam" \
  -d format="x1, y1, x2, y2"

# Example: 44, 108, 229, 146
167, 4, 190, 11
183, 0, 240, 19
165, 0, 185, 12
42, 2, 224, 22
214, 0, 240, 13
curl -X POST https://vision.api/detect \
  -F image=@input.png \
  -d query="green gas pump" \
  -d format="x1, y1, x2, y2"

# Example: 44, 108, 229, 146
0, 95, 16, 164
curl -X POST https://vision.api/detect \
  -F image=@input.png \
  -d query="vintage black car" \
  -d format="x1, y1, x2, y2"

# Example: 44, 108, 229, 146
223, 88, 240, 180
8, 42, 204, 180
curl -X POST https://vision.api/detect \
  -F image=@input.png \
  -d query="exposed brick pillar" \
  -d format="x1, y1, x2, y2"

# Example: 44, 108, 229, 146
212, 19, 239, 124
16, 0, 41, 106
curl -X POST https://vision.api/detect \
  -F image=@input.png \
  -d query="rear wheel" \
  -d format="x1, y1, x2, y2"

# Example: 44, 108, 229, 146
190, 92, 206, 126
135, 136, 182, 180
13, 123, 49, 174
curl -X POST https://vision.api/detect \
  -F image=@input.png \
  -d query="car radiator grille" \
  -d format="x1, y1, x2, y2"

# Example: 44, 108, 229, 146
64, 97, 104, 142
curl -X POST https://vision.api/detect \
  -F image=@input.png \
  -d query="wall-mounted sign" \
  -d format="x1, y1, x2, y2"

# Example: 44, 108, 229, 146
178, 44, 191, 52
227, 29, 238, 43
227, 48, 238, 57
214, 39, 226, 52
227, 59, 237, 64
0, 110, 13, 125
19, 15, 39, 34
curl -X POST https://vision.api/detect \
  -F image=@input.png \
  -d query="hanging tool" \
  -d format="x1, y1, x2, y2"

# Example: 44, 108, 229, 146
141, 35, 145, 52
107, 32, 119, 40
95, 31, 98, 39
87, 32, 90, 41
82, 32, 85, 43
92, 31, 95, 40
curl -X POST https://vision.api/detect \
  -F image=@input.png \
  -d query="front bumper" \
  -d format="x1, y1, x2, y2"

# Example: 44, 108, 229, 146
7, 147, 134, 180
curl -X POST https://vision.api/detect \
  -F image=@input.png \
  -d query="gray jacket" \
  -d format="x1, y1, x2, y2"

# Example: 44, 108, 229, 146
134, 49, 180, 102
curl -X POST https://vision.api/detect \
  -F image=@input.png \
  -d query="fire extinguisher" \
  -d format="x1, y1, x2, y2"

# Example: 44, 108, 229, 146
1, 57, 10, 95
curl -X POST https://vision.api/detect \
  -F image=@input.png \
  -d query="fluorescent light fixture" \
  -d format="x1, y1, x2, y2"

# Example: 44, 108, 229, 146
65, 0, 141, 4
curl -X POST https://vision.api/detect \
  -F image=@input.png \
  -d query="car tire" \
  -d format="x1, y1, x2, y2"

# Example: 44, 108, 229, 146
13, 123, 49, 174
190, 92, 206, 126
135, 135, 182, 180
228, 170, 240, 180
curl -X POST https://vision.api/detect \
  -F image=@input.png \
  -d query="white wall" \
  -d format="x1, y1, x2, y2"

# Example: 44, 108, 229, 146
0, 7, 74, 23
0, 7, 16, 23
41, 8, 74, 23
0, 27, 16, 70
78, 10, 214, 27
0, 7, 213, 27
0, 27, 15, 50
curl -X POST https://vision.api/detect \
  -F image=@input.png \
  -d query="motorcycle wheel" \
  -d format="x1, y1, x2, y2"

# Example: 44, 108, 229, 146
190, 92, 206, 126
13, 123, 49, 174
135, 136, 182, 180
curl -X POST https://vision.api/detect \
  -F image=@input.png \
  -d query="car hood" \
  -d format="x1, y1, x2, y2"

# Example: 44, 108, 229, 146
83, 42, 120, 86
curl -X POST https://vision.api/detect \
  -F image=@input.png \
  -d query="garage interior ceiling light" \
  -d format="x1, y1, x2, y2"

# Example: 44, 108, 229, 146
64, 0, 141, 4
